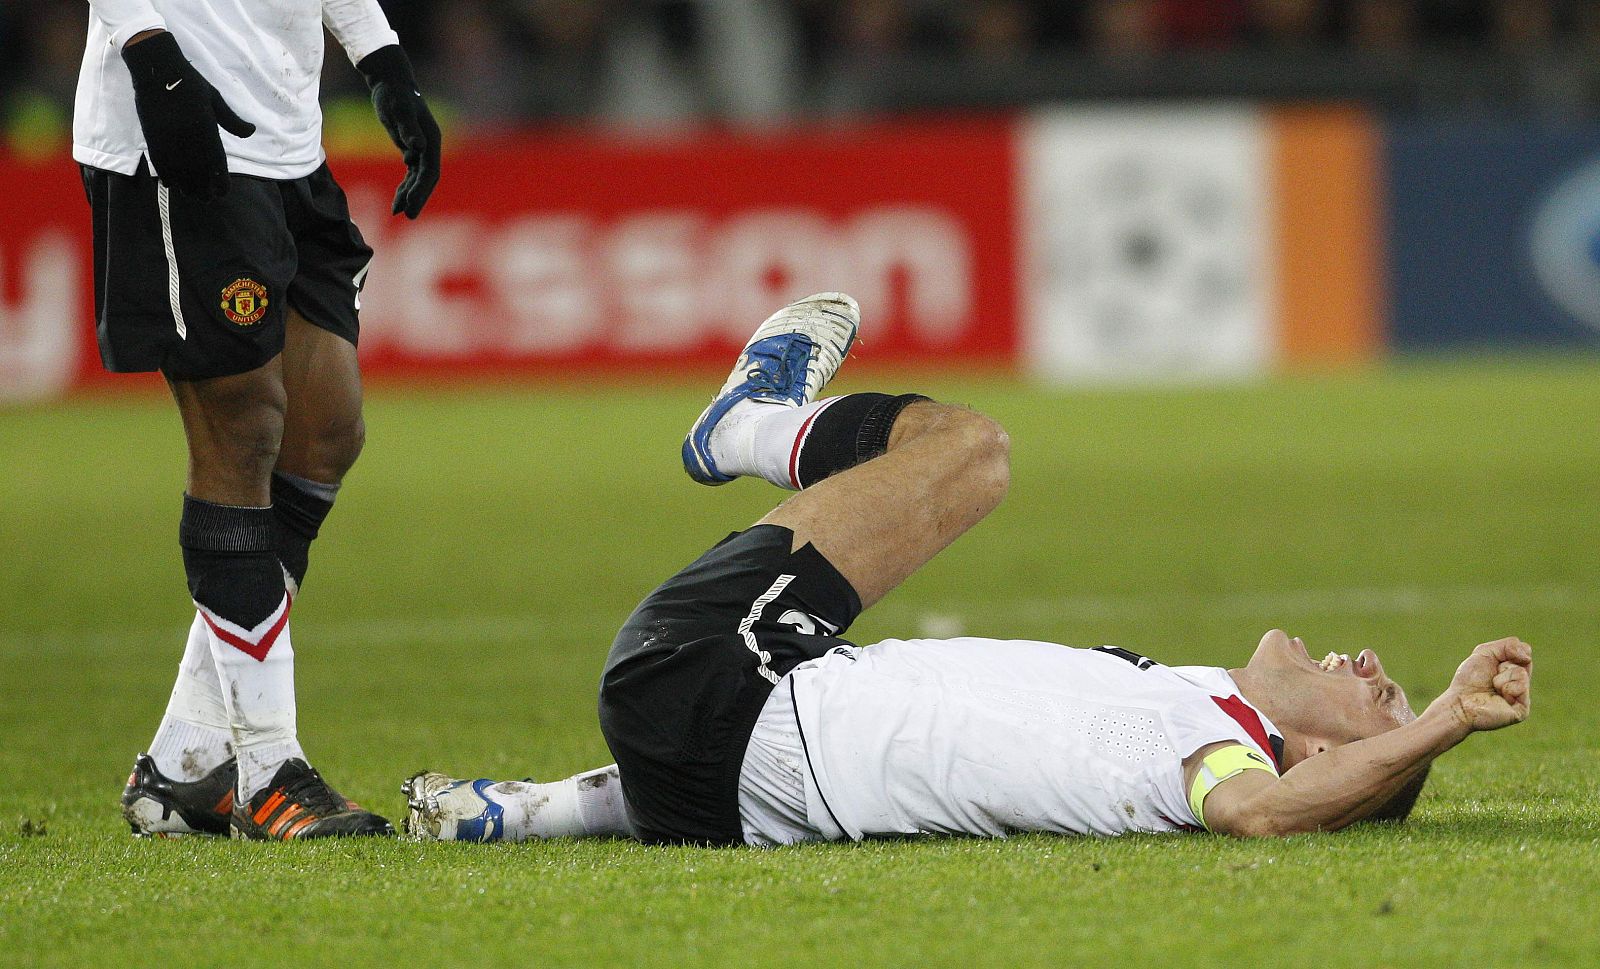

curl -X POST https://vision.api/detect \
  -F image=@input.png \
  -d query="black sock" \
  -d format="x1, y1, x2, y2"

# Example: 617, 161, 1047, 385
795, 393, 930, 489
270, 472, 337, 590
180, 496, 284, 630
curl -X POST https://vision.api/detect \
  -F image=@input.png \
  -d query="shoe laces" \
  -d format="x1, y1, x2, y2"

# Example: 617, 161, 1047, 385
277, 764, 351, 816
743, 335, 815, 396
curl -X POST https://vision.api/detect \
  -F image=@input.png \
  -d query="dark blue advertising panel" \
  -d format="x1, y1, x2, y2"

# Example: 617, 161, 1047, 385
1386, 120, 1600, 349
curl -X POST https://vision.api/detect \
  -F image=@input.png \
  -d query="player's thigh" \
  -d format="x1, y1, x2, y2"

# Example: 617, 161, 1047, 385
759, 402, 1010, 610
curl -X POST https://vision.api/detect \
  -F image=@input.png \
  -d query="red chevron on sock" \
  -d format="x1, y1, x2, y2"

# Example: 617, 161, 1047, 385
198, 595, 292, 662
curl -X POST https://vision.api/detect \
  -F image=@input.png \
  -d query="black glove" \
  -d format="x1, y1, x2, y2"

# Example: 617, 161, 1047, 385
121, 31, 255, 201
357, 45, 441, 219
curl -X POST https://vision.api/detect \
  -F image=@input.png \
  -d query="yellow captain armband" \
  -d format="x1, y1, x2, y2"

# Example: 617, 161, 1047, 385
1188, 745, 1278, 831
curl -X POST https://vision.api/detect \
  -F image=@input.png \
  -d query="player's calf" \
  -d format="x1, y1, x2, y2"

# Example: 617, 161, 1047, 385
169, 368, 287, 506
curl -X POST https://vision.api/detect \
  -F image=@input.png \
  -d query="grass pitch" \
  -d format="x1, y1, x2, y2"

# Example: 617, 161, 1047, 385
1, 358, 1596, 968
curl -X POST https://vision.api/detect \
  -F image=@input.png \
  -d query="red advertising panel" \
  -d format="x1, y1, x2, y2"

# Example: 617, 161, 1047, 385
0, 118, 1019, 401
0, 156, 96, 399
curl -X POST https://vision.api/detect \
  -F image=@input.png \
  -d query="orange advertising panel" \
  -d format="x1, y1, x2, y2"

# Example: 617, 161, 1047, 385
1270, 108, 1385, 366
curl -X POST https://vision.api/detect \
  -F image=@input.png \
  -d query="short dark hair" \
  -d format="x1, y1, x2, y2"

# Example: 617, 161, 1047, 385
1363, 765, 1431, 823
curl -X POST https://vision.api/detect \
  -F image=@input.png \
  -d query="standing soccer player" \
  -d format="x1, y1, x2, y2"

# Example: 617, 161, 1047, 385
77, 0, 442, 839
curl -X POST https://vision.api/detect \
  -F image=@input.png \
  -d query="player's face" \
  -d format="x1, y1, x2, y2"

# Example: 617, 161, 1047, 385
1249, 629, 1415, 746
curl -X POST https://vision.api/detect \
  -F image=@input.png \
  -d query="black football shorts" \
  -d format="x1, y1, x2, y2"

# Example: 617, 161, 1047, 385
81, 161, 371, 381
598, 524, 863, 846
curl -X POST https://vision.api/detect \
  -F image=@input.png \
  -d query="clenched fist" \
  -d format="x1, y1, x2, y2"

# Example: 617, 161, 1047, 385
1442, 637, 1532, 732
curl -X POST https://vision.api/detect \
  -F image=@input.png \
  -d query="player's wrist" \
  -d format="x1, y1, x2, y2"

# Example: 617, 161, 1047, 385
356, 44, 417, 91
1417, 698, 1475, 743
121, 30, 187, 84
125, 28, 168, 48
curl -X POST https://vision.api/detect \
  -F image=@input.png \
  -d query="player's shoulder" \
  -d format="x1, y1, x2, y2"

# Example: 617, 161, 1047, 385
1080, 645, 1221, 689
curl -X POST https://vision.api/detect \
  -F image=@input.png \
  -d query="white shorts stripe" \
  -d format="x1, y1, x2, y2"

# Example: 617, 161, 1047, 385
739, 574, 796, 685
156, 182, 187, 340
352, 257, 373, 311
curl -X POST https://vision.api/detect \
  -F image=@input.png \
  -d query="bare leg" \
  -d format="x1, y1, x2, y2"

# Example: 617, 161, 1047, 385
760, 400, 1009, 610
167, 359, 286, 505
269, 309, 366, 593
276, 309, 365, 485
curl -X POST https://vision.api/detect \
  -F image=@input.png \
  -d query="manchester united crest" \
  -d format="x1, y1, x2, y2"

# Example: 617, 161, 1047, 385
220, 277, 270, 326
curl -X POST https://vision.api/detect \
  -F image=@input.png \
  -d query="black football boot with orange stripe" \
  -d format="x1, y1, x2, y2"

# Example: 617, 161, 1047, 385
231, 758, 395, 840
121, 753, 237, 838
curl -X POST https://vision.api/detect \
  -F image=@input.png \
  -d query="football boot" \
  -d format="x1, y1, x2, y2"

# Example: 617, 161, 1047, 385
231, 758, 394, 840
400, 771, 507, 842
682, 292, 860, 485
121, 753, 236, 838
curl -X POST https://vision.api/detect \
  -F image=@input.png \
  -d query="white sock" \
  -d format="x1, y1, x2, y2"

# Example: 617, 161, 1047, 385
148, 613, 234, 781
707, 397, 845, 490
487, 765, 637, 841
199, 593, 305, 800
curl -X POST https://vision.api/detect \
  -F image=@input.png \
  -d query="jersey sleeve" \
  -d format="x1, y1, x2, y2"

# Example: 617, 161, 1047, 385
1160, 693, 1281, 769
321, 0, 401, 65
86, 0, 167, 50
1188, 744, 1278, 831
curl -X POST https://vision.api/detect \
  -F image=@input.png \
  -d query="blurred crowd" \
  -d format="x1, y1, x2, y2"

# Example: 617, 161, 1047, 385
5, 0, 1600, 143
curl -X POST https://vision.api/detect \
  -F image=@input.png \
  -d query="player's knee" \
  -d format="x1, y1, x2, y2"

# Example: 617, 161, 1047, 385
952, 410, 1011, 505
194, 406, 285, 486
976, 418, 1012, 505
321, 411, 366, 480
229, 420, 284, 476
344, 413, 367, 469
283, 408, 366, 483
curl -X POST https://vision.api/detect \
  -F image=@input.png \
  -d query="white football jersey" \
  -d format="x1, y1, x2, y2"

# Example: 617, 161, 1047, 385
76, 0, 398, 180
783, 638, 1283, 840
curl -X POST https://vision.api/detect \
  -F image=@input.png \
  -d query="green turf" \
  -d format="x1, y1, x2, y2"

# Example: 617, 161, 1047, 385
1, 358, 1596, 968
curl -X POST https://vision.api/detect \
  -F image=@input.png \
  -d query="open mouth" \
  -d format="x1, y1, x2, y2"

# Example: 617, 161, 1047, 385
1318, 649, 1378, 675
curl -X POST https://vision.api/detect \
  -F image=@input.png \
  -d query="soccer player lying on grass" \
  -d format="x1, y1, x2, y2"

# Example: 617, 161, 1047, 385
403, 293, 1533, 845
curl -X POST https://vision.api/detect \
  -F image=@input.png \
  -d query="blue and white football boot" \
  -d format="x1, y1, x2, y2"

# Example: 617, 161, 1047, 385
400, 771, 507, 842
682, 292, 860, 485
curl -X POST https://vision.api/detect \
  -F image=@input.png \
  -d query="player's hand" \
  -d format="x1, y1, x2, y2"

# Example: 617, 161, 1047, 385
357, 45, 442, 220
1440, 637, 1532, 732
121, 31, 256, 201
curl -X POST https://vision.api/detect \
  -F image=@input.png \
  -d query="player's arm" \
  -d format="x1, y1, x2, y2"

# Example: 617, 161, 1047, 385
1193, 637, 1532, 837
323, 0, 442, 219
87, 1, 256, 200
